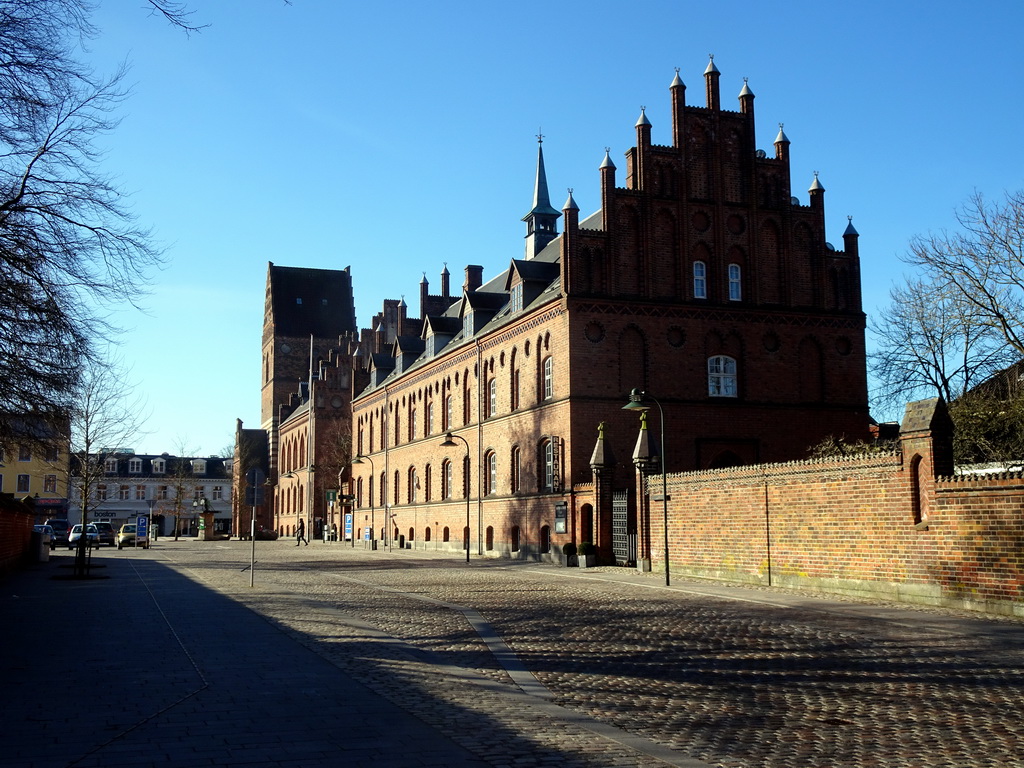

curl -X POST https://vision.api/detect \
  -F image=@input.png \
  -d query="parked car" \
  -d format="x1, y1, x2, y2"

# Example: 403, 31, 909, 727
44, 519, 71, 547
117, 523, 149, 549
91, 521, 115, 547
33, 524, 55, 549
68, 523, 99, 550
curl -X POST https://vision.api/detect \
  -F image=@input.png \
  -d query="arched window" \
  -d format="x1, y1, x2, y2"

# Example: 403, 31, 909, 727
485, 526, 494, 551
488, 377, 497, 417
441, 459, 452, 499
463, 525, 470, 552
484, 451, 497, 495
357, 477, 363, 509
424, 464, 432, 502
693, 260, 707, 299
510, 525, 521, 552
539, 439, 555, 492
539, 525, 551, 554
708, 355, 738, 397
425, 527, 432, 542
728, 263, 742, 301
510, 445, 521, 493
542, 356, 553, 400
443, 526, 450, 542
408, 467, 418, 503
444, 394, 453, 431
393, 470, 400, 505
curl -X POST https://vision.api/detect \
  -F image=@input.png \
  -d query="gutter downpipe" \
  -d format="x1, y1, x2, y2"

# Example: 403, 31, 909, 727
475, 339, 484, 557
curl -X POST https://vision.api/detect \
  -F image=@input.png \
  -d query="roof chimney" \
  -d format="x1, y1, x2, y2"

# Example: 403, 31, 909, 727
464, 265, 483, 293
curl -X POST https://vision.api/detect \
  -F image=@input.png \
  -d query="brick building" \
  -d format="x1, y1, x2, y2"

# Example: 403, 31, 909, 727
346, 60, 870, 564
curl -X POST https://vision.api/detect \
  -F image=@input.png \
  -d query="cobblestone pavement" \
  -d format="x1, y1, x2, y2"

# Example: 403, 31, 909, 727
153, 540, 1023, 768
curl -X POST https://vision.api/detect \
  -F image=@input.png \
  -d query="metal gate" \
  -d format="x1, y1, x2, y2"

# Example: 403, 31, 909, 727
612, 490, 635, 565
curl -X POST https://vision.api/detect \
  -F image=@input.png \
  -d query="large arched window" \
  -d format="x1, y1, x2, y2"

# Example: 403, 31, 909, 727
539, 439, 555, 492
441, 459, 452, 499
708, 355, 738, 397
542, 356, 554, 400
408, 467, 418, 504
693, 260, 707, 299
484, 451, 497, 495
728, 263, 742, 301
510, 445, 521, 493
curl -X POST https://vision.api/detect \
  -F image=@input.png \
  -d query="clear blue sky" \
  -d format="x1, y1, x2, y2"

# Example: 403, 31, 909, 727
81, 0, 1024, 455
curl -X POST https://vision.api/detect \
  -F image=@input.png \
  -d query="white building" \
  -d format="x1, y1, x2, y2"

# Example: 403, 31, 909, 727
67, 450, 234, 537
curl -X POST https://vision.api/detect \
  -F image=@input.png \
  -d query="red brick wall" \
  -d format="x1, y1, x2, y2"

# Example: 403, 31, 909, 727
0, 500, 36, 574
649, 452, 1024, 615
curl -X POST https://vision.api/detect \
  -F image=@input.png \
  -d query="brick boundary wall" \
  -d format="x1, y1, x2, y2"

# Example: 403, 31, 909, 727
646, 400, 1024, 617
0, 497, 36, 575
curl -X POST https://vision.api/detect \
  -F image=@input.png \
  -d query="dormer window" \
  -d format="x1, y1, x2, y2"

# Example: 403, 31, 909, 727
463, 312, 473, 338
128, 458, 142, 473
510, 282, 524, 313
104, 458, 117, 474
191, 459, 207, 475
152, 458, 165, 474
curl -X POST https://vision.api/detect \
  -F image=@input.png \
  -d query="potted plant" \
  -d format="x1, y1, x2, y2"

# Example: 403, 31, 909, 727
561, 541, 577, 567
577, 541, 597, 568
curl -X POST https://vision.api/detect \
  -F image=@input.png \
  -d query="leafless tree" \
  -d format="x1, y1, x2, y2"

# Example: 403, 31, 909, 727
66, 355, 145, 575
870, 274, 1013, 417
904, 190, 1024, 357
0, 0, 165, 450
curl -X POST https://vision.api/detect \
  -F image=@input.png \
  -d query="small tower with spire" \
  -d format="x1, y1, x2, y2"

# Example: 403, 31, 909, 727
523, 133, 561, 259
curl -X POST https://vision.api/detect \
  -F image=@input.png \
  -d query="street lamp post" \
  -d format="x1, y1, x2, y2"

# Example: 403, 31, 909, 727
623, 388, 671, 586
352, 454, 376, 549
439, 432, 471, 563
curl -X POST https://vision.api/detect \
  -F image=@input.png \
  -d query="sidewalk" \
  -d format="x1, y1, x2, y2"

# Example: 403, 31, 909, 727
0, 548, 489, 768
4, 541, 1023, 768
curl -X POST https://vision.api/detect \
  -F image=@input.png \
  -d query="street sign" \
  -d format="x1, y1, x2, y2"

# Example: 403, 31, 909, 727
246, 468, 265, 486
325, 489, 337, 503
136, 515, 148, 542
344, 513, 353, 541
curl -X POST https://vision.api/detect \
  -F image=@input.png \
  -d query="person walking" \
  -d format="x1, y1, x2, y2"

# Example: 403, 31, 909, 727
296, 518, 308, 546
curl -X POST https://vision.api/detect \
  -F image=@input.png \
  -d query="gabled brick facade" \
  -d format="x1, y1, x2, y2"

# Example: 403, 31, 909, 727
347, 61, 870, 564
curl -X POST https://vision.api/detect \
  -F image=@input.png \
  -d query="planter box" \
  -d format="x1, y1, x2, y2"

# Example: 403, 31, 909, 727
578, 554, 597, 568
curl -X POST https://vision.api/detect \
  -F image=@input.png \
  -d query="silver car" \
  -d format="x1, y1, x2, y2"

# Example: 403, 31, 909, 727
68, 524, 99, 550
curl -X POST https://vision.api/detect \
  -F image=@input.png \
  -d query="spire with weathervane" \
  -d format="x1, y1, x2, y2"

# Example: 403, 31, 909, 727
522, 132, 561, 259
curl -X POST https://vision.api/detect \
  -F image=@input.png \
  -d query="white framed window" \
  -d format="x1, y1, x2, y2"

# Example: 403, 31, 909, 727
708, 355, 738, 397
119, 485, 130, 500
17, 474, 30, 493
463, 312, 473, 338
486, 451, 497, 495
488, 378, 497, 417
194, 487, 206, 500
212, 486, 223, 500
728, 263, 742, 301
151, 458, 165, 474
693, 261, 707, 299
510, 282, 524, 313
426, 402, 434, 436
191, 459, 207, 475
541, 440, 554, 492
104, 457, 117, 473
543, 357, 553, 400
96, 484, 108, 500
410, 407, 417, 441
135, 485, 146, 500
44, 475, 57, 493
445, 394, 453, 431
442, 459, 452, 499
128, 458, 142, 473
157, 485, 169, 500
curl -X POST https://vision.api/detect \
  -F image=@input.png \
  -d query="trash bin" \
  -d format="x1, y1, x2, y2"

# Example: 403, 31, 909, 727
31, 531, 49, 563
